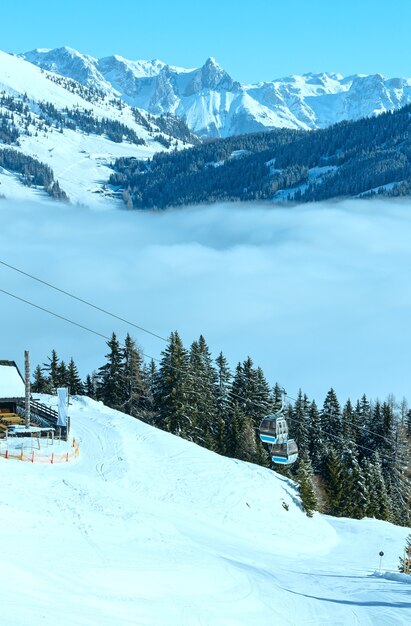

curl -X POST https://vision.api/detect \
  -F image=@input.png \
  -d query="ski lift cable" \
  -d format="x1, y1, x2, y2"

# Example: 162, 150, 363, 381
0, 287, 403, 466
0, 259, 168, 343
0, 288, 158, 365
0, 284, 402, 459
0, 258, 403, 446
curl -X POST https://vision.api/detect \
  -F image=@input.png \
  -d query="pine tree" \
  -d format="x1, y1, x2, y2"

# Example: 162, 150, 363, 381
84, 372, 98, 399
97, 332, 125, 410
214, 351, 232, 455
297, 452, 317, 517
385, 428, 411, 527
229, 358, 271, 464
340, 446, 369, 519
43, 349, 59, 390
321, 388, 342, 449
308, 400, 325, 471
291, 389, 310, 457
123, 334, 146, 418
364, 452, 392, 521
398, 534, 411, 574
142, 359, 158, 424
56, 360, 68, 388
67, 358, 84, 395
342, 399, 361, 449
323, 447, 344, 514
407, 409, 411, 438
154, 331, 191, 437
31, 364, 51, 393
188, 335, 218, 448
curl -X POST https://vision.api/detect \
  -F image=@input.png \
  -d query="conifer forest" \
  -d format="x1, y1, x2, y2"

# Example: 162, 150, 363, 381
32, 331, 411, 526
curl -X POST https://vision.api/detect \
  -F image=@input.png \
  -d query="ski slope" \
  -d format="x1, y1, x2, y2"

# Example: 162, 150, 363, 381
0, 396, 409, 625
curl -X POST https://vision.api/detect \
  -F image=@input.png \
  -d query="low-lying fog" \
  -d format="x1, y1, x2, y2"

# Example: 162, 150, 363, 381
1, 198, 410, 404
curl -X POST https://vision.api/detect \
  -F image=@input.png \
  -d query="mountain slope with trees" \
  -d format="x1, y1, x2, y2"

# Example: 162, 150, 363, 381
110, 104, 411, 208
33, 331, 411, 527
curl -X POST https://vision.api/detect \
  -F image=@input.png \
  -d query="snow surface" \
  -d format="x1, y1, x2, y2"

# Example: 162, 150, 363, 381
0, 395, 409, 625
0, 363, 25, 398
0, 50, 187, 207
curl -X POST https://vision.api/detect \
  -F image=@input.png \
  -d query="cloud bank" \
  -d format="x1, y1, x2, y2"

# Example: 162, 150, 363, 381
1, 198, 410, 404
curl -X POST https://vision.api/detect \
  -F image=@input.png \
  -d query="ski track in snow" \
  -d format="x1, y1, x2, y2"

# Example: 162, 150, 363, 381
0, 396, 410, 625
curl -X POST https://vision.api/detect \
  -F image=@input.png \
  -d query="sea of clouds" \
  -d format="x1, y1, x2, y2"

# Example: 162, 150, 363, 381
1, 198, 411, 405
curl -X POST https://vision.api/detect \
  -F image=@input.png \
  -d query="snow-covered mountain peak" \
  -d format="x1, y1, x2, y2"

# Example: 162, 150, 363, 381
21, 46, 109, 91
14, 45, 411, 137
98, 54, 166, 79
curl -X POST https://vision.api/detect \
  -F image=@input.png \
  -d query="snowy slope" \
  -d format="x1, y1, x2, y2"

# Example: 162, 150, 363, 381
21, 46, 411, 138
0, 395, 409, 625
0, 51, 189, 207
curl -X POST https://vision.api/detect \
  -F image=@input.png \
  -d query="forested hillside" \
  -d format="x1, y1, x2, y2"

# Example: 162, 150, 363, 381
110, 104, 411, 208
33, 332, 411, 526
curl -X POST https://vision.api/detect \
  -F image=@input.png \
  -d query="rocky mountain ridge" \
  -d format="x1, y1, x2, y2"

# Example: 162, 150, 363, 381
21, 46, 411, 138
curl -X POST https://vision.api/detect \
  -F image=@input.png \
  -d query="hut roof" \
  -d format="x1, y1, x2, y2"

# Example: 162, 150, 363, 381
0, 361, 25, 399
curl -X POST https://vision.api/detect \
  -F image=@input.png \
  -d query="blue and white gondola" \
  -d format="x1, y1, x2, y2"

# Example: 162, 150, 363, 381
258, 389, 298, 466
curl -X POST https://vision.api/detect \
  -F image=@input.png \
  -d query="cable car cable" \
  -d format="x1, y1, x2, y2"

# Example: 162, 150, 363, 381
0, 259, 168, 343
0, 284, 405, 466
0, 257, 401, 450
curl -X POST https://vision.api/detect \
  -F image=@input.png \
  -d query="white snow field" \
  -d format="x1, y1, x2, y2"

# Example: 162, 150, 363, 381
0, 396, 410, 626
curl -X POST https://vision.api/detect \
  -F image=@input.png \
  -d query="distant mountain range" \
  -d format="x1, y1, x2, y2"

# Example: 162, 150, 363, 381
0, 50, 195, 206
21, 46, 411, 138
2, 46, 411, 207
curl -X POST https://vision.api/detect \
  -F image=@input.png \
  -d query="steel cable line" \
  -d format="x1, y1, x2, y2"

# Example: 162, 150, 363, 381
0, 286, 403, 466
0, 259, 168, 343
0, 274, 402, 460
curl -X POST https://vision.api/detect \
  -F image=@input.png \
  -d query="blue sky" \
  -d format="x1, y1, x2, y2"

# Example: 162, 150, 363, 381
4, 0, 411, 82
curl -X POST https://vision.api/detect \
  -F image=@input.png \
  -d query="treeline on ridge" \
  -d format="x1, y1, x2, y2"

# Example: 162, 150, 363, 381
0, 149, 67, 200
110, 103, 411, 208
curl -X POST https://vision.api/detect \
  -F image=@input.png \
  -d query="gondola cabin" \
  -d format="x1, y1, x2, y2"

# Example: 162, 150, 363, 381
258, 389, 299, 466
271, 439, 298, 465
259, 414, 279, 444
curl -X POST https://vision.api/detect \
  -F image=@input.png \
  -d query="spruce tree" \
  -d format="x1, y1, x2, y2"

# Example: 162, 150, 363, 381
43, 349, 59, 390
67, 358, 84, 395
407, 409, 411, 438
97, 332, 125, 410
56, 360, 68, 388
342, 399, 361, 449
188, 335, 218, 448
84, 372, 98, 399
323, 447, 344, 514
321, 388, 342, 449
32, 364, 51, 393
154, 331, 191, 437
142, 359, 158, 424
214, 351, 232, 455
291, 389, 310, 456
364, 452, 392, 521
340, 446, 369, 519
398, 534, 411, 574
297, 452, 317, 517
123, 334, 146, 418
308, 400, 325, 471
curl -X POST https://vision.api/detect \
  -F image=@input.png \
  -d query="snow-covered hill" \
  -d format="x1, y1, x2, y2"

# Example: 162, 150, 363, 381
0, 51, 192, 207
21, 46, 411, 138
1, 395, 409, 625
